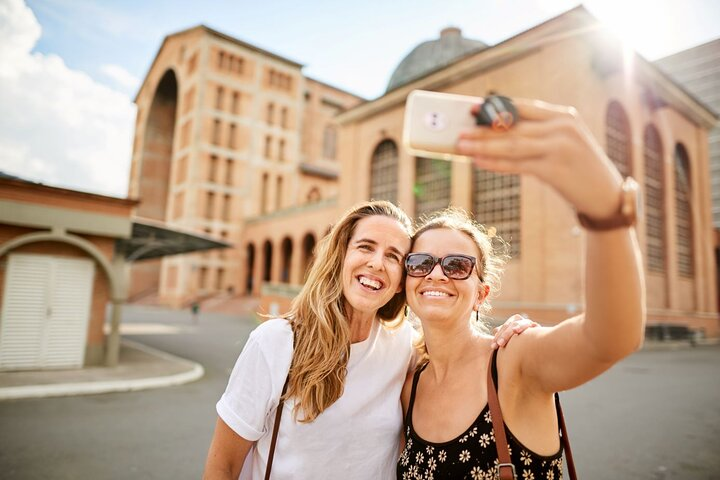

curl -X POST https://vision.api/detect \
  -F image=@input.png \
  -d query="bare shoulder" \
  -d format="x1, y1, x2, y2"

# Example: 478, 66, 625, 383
495, 326, 552, 381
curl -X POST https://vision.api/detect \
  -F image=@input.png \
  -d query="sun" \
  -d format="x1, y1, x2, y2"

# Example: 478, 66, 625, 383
583, 0, 682, 59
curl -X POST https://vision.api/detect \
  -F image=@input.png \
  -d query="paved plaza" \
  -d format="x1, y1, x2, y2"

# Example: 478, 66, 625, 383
0, 305, 718, 479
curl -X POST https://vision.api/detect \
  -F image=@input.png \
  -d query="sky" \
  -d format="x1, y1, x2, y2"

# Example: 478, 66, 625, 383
1, 0, 719, 198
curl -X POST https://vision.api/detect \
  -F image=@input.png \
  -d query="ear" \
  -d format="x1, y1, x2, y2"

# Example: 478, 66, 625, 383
477, 284, 490, 305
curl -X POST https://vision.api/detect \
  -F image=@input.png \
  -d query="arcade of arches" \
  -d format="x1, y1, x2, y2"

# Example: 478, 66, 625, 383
244, 232, 316, 295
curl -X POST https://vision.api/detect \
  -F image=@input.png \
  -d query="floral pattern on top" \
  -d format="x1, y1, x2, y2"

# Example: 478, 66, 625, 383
397, 363, 564, 480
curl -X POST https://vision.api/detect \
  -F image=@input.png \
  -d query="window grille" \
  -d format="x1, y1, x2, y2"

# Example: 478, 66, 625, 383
606, 101, 632, 177
674, 144, 694, 277
644, 125, 665, 272
414, 157, 451, 219
369, 140, 398, 204
473, 169, 521, 257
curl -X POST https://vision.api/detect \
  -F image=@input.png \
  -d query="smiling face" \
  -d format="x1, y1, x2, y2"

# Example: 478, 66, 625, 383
406, 228, 487, 326
341, 215, 410, 319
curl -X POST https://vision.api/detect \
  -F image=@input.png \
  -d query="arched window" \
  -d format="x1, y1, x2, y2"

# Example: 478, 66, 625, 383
216, 268, 225, 290
473, 169, 520, 257
228, 123, 236, 149
278, 139, 285, 162
276, 176, 283, 210
306, 187, 321, 203
674, 144, 694, 277
212, 119, 222, 145
263, 240, 273, 282
215, 86, 224, 110
267, 103, 274, 125
231, 91, 240, 114
643, 124, 665, 273
280, 107, 288, 129
369, 140, 398, 203
323, 125, 337, 160
281, 237, 293, 283
606, 101, 632, 177
260, 173, 269, 214
414, 157, 451, 219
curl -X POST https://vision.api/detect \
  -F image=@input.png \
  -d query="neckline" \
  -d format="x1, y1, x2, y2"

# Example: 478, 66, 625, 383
406, 349, 563, 460
350, 317, 378, 346
348, 319, 379, 367
408, 403, 491, 447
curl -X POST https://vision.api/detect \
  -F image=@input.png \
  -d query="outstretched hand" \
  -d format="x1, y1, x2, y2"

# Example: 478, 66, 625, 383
491, 314, 539, 350
457, 99, 624, 221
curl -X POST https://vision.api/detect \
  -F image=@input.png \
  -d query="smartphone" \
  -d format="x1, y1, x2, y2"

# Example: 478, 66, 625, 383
402, 90, 482, 162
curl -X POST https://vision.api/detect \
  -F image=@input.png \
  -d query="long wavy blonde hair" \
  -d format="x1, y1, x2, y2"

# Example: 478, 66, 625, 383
283, 200, 413, 422
410, 208, 509, 364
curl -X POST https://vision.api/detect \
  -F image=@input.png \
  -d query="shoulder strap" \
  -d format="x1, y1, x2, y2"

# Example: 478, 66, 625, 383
265, 375, 289, 480
265, 322, 294, 480
405, 361, 429, 426
487, 349, 516, 480
555, 393, 577, 479
486, 350, 578, 480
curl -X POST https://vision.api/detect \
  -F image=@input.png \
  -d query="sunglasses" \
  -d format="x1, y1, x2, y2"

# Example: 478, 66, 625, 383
405, 253, 480, 281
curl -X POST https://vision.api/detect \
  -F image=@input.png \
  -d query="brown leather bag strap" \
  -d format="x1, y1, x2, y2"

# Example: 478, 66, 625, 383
265, 375, 289, 480
555, 393, 577, 479
487, 350, 578, 480
487, 350, 516, 480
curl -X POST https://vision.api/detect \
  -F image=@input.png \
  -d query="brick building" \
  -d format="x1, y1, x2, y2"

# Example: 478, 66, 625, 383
0, 173, 226, 371
0, 175, 135, 370
131, 7, 719, 336
655, 38, 720, 309
129, 26, 362, 306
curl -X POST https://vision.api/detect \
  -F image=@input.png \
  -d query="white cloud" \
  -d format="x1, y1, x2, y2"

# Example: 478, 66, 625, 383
100, 63, 140, 91
0, 0, 40, 67
0, 0, 135, 198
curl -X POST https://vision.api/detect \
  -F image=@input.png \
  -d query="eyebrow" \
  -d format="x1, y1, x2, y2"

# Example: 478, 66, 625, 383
354, 238, 407, 257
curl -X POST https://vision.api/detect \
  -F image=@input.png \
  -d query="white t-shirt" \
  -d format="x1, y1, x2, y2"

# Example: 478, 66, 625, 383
216, 318, 415, 480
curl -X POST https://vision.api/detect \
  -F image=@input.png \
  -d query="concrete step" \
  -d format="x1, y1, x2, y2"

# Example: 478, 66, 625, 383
202, 295, 260, 315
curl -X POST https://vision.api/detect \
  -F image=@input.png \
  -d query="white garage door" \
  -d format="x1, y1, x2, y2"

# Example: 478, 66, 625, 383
0, 254, 95, 370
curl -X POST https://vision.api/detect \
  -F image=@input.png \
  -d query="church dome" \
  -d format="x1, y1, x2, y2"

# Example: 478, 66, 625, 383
386, 27, 487, 93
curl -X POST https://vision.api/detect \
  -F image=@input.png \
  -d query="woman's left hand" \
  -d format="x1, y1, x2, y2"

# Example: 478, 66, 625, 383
491, 314, 539, 349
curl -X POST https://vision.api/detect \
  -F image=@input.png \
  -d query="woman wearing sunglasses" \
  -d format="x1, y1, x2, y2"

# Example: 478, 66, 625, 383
203, 201, 533, 480
397, 99, 645, 479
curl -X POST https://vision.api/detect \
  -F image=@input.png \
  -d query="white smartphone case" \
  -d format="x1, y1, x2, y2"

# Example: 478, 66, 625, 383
402, 90, 482, 162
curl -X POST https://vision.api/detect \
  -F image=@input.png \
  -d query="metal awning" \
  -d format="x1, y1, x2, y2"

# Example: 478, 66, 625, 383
116, 217, 231, 262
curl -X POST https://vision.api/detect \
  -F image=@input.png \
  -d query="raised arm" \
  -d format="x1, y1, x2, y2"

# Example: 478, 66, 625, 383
457, 99, 646, 392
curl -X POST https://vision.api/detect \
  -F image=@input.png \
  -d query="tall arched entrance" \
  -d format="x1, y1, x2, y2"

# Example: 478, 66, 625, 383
130, 69, 179, 300
280, 237, 292, 283
138, 69, 178, 220
301, 233, 316, 282
263, 240, 273, 282
245, 243, 255, 295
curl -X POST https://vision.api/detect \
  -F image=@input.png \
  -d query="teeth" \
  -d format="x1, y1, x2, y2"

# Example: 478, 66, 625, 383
422, 291, 449, 297
359, 276, 381, 290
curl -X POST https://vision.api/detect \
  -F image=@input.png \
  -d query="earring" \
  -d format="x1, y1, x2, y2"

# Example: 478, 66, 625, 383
404, 305, 408, 320
473, 309, 478, 323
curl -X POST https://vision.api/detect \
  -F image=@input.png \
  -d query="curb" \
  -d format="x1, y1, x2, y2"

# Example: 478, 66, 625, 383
640, 338, 720, 352
0, 339, 204, 401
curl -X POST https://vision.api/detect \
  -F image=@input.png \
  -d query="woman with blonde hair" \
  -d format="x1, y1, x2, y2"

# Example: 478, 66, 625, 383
397, 98, 645, 479
203, 200, 532, 479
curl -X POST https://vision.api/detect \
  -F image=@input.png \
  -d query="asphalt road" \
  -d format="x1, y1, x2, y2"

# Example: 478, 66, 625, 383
0, 305, 718, 479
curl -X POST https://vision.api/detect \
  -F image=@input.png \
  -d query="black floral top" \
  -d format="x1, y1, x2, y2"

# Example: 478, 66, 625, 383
397, 352, 564, 480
